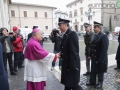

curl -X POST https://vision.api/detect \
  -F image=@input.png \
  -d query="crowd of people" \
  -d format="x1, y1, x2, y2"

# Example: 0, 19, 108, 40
0, 26, 25, 90
0, 17, 120, 90
0, 26, 25, 75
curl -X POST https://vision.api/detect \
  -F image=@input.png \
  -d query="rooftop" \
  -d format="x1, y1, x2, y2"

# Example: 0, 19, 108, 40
55, 10, 68, 15
66, 0, 81, 7
9, 2, 57, 9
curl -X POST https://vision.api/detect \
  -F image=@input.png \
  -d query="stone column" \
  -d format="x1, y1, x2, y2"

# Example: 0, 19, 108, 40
0, 0, 9, 28
0, 0, 6, 27
0, 3, 2, 27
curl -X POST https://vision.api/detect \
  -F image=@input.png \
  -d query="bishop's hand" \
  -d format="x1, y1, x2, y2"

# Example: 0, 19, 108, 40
56, 53, 60, 58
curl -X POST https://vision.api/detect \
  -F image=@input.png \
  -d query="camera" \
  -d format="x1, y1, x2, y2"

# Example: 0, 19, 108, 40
9, 32, 14, 35
52, 30, 59, 37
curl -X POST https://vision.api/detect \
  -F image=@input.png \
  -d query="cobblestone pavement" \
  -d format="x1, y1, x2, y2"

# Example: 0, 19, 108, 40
9, 39, 120, 90
80, 65, 120, 90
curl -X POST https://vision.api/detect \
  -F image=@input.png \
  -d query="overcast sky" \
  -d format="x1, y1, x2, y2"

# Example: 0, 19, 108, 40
12, 0, 74, 11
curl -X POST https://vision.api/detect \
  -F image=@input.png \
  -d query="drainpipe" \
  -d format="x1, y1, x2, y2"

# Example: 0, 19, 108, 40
8, 1, 11, 31
18, 4, 21, 27
52, 8, 54, 30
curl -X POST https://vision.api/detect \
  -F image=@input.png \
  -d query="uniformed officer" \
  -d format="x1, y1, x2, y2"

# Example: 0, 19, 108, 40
83, 23, 94, 76
86, 21, 109, 89
58, 18, 83, 90
115, 32, 120, 70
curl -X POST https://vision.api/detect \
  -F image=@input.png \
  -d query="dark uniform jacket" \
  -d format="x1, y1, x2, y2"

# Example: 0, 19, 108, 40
60, 28, 80, 87
84, 31, 94, 56
90, 32, 109, 73
0, 34, 16, 54
0, 43, 9, 90
116, 33, 120, 61
27, 32, 32, 42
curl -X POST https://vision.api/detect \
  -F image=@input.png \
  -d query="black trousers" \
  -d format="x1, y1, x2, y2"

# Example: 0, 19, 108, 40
90, 72, 104, 85
3, 52, 14, 73
65, 85, 83, 90
117, 60, 120, 68
14, 51, 22, 69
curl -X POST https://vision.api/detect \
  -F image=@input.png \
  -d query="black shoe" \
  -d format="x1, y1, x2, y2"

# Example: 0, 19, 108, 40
95, 82, 102, 89
14, 69, 17, 72
83, 72, 91, 76
114, 67, 120, 70
78, 85, 84, 90
86, 82, 95, 86
18, 66, 24, 68
11, 72, 17, 75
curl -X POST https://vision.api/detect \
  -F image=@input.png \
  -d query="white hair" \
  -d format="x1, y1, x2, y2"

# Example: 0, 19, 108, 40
32, 30, 42, 36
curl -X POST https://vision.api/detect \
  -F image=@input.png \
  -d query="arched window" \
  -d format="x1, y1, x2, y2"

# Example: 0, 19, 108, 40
75, 25, 78, 32
69, 11, 72, 18
80, 7, 83, 15
81, 17, 83, 22
89, 7, 92, 12
74, 10, 77, 17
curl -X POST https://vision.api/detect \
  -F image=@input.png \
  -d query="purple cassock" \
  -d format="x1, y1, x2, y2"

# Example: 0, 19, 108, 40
24, 37, 48, 60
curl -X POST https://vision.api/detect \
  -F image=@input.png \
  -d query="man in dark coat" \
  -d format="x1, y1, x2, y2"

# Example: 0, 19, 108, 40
0, 42, 9, 90
51, 29, 62, 70
27, 26, 38, 41
83, 23, 94, 75
0, 27, 17, 75
86, 21, 109, 89
58, 18, 83, 90
115, 32, 120, 70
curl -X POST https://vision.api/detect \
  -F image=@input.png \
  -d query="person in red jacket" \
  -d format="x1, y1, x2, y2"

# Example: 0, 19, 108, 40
12, 26, 23, 72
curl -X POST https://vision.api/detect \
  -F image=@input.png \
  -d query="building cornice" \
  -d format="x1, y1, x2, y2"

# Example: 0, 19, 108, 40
66, 0, 81, 7
55, 10, 68, 15
9, 2, 57, 9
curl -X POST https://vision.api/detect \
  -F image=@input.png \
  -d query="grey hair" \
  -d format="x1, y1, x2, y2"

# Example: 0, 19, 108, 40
67, 23, 70, 27
95, 25, 103, 30
99, 25, 103, 30
98, 25, 104, 33
32, 30, 41, 36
